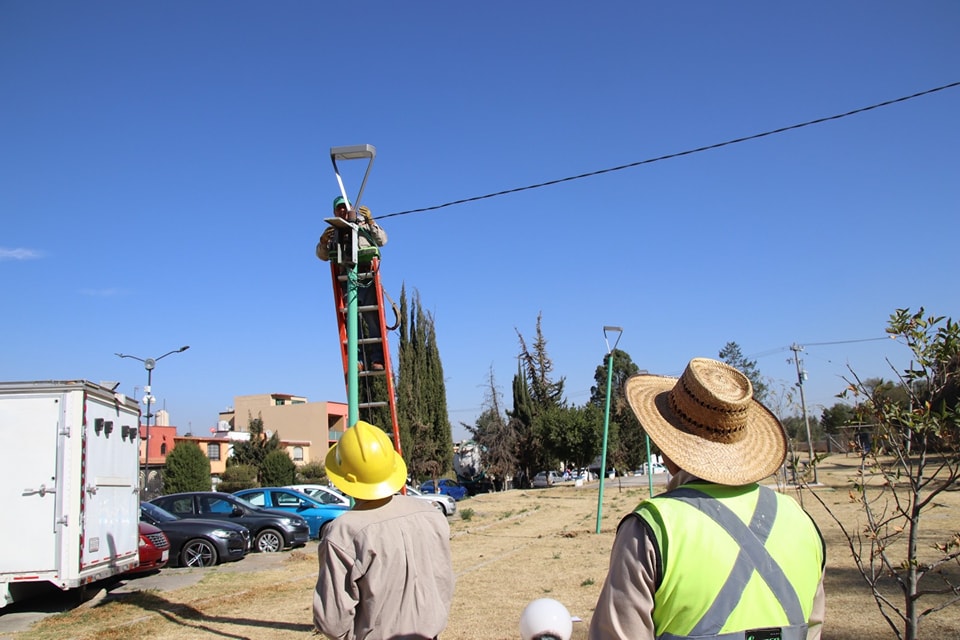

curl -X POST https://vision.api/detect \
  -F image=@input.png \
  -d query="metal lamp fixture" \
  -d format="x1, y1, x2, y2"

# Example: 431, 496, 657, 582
115, 345, 190, 494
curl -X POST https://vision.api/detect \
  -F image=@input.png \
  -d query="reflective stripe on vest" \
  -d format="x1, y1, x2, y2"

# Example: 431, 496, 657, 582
657, 486, 806, 640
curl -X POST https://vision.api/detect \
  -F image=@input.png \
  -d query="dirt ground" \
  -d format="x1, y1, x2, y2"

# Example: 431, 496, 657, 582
5, 454, 959, 639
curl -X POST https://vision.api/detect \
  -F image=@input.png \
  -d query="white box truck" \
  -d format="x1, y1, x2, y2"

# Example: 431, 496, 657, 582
0, 380, 141, 608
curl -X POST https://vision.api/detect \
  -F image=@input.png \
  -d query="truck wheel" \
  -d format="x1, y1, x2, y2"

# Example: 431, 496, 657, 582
181, 539, 219, 567
255, 528, 283, 553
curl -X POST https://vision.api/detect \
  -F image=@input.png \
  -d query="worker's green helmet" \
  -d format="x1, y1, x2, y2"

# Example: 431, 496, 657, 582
333, 196, 349, 209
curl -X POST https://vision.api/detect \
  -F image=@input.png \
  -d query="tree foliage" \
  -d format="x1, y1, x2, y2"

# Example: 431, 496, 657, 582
719, 341, 769, 403
217, 464, 259, 492
261, 449, 297, 486
464, 367, 517, 490
396, 285, 454, 480
296, 461, 328, 484
511, 314, 569, 485
517, 313, 565, 409
536, 403, 603, 470
588, 348, 646, 472
163, 441, 211, 493
804, 308, 960, 640
229, 413, 281, 483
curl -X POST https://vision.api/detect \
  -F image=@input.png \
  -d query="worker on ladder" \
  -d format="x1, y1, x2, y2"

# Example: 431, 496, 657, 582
316, 195, 388, 371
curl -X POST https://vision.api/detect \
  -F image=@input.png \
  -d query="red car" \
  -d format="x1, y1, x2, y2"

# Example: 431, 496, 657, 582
127, 521, 170, 574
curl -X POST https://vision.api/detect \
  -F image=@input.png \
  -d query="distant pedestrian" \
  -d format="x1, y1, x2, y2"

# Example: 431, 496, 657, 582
313, 420, 454, 640
589, 357, 825, 639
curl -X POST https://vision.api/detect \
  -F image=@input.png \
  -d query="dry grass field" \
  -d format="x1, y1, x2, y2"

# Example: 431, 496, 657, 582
6, 454, 959, 640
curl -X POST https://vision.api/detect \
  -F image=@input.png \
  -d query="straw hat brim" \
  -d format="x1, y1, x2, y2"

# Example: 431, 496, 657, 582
625, 374, 786, 485
325, 445, 407, 501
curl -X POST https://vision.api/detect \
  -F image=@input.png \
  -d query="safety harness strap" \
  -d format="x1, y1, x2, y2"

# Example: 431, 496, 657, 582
660, 486, 806, 640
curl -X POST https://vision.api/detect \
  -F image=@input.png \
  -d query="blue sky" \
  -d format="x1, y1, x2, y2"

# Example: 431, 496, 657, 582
2, 2, 958, 442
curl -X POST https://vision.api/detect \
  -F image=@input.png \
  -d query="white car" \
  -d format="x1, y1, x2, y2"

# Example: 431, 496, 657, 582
403, 485, 456, 516
285, 484, 351, 507
532, 471, 563, 488
287, 483, 456, 517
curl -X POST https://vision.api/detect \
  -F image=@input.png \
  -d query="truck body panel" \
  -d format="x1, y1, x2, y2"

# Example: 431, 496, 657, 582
0, 380, 141, 608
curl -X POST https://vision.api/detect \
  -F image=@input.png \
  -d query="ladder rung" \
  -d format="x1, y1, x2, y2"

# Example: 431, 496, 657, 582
359, 401, 389, 409
340, 337, 383, 346
358, 369, 387, 378
337, 305, 381, 314
337, 273, 374, 282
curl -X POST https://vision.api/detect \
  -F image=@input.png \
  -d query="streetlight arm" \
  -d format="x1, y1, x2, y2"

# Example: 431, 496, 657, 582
156, 345, 190, 361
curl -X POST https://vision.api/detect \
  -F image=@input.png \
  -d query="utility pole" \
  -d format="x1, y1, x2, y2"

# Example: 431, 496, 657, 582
790, 343, 818, 484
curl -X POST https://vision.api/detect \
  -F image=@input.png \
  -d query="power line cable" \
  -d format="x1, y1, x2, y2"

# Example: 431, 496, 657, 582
748, 336, 891, 360
378, 81, 960, 220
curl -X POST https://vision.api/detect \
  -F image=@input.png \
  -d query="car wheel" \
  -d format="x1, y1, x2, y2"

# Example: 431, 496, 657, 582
255, 528, 284, 553
181, 538, 219, 568
431, 501, 444, 513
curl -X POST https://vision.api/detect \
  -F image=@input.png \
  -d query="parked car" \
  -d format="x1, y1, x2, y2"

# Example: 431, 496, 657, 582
403, 485, 457, 516
285, 484, 351, 507
125, 521, 170, 574
150, 492, 310, 553
635, 462, 667, 475
140, 501, 251, 568
419, 478, 468, 501
532, 471, 563, 488
234, 488, 350, 539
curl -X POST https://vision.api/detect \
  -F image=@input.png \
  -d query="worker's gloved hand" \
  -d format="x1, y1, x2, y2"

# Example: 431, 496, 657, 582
320, 228, 335, 245
358, 205, 373, 224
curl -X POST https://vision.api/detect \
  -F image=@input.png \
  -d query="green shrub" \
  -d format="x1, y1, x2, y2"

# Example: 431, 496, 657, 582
162, 442, 211, 494
262, 450, 297, 486
218, 464, 259, 492
296, 461, 328, 484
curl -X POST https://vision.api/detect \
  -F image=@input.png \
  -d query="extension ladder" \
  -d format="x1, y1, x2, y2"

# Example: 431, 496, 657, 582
329, 254, 401, 454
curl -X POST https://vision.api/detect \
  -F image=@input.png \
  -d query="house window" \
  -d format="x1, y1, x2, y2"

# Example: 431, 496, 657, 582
292, 446, 304, 462
160, 443, 167, 455
207, 443, 221, 461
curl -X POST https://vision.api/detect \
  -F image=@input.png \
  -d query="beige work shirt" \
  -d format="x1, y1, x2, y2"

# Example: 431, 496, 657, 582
589, 470, 825, 639
313, 494, 454, 640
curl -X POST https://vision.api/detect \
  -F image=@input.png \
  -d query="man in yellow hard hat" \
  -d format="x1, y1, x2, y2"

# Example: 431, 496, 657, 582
313, 421, 454, 640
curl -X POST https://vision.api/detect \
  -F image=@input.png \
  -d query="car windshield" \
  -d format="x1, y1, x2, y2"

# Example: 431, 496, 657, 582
141, 501, 179, 523
404, 486, 423, 496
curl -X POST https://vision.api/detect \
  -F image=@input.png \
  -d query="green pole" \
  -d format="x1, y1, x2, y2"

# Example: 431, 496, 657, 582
595, 350, 615, 534
645, 434, 654, 496
346, 263, 359, 427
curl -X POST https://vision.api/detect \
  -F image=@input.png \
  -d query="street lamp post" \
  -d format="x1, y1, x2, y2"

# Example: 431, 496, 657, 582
116, 346, 190, 494
596, 325, 622, 534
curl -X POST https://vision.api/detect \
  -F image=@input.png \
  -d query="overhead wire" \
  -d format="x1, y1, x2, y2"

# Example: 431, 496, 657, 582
377, 81, 960, 221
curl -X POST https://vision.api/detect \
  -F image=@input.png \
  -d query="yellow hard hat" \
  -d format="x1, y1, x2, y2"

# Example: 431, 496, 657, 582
325, 421, 407, 500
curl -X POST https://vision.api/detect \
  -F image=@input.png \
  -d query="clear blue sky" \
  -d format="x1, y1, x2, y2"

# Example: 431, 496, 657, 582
2, 2, 958, 442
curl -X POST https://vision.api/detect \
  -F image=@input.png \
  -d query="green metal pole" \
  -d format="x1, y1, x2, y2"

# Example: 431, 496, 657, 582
595, 350, 615, 534
346, 261, 359, 427
646, 434, 654, 496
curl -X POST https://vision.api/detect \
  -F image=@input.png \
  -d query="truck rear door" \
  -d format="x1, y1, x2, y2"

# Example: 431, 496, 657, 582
0, 393, 62, 575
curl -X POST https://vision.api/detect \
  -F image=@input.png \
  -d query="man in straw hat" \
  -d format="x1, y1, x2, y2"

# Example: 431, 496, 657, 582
589, 358, 825, 640
313, 421, 454, 640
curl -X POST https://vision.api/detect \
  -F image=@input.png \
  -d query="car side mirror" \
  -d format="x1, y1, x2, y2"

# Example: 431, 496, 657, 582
231, 505, 243, 517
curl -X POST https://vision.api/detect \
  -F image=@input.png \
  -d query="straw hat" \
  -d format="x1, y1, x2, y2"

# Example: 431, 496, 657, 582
625, 357, 786, 485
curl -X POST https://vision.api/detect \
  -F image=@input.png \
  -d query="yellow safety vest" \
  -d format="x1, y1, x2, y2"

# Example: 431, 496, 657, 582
633, 483, 824, 640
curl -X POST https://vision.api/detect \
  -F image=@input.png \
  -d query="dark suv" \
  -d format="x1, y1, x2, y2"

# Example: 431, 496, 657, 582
150, 492, 310, 553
